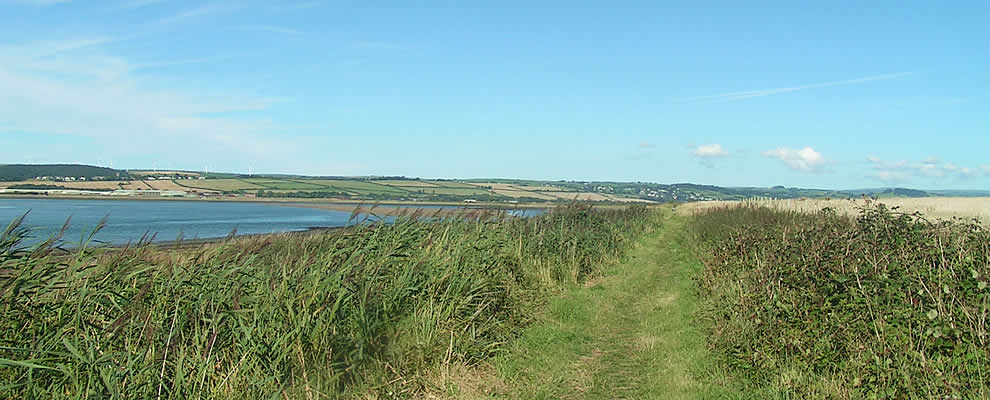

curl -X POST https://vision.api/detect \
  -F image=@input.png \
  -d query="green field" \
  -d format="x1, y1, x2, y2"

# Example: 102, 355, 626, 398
374, 179, 442, 188
424, 180, 481, 188
177, 178, 267, 191
307, 179, 410, 194
243, 179, 329, 190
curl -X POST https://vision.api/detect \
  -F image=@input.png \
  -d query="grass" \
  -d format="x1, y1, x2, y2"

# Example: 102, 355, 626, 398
177, 179, 267, 192
243, 179, 329, 190
441, 213, 746, 399
0, 204, 654, 399
688, 202, 990, 399
373, 180, 442, 188
307, 180, 410, 195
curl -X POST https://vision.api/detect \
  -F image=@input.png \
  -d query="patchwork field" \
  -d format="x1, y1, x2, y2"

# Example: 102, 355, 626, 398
374, 180, 441, 188
1, 176, 654, 203
176, 179, 266, 192
144, 180, 192, 191
542, 192, 614, 201
491, 189, 558, 200
242, 179, 328, 190
315, 180, 410, 194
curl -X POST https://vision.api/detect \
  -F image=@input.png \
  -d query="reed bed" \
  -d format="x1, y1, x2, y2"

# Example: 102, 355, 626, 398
690, 203, 990, 398
0, 204, 658, 399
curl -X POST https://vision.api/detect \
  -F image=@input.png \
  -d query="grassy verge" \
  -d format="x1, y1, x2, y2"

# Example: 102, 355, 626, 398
435, 213, 747, 399
0, 204, 654, 399
689, 203, 990, 399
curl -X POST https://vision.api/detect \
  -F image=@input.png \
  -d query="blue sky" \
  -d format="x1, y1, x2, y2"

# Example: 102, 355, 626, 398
1, 0, 987, 189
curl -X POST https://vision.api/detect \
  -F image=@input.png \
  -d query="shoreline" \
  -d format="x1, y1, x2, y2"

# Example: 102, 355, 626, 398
0, 193, 554, 209
115, 225, 349, 251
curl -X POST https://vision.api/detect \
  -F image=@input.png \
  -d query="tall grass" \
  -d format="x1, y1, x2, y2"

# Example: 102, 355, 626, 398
690, 203, 989, 399
0, 204, 657, 399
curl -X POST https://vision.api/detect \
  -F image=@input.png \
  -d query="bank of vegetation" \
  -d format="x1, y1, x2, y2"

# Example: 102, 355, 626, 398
690, 203, 989, 398
0, 204, 656, 398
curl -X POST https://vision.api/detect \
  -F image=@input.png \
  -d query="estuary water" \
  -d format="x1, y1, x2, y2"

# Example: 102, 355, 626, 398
0, 199, 544, 247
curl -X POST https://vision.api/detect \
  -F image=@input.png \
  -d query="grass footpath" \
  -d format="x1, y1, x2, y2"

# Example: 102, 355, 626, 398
434, 213, 748, 399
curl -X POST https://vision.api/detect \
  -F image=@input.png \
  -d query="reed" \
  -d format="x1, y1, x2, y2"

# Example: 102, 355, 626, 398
0, 203, 657, 399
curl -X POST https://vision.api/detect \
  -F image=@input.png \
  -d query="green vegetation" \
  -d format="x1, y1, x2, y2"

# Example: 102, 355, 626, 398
689, 203, 990, 398
0, 204, 655, 398
480, 215, 746, 399
243, 179, 328, 190
256, 190, 349, 198
0, 164, 126, 182
7, 184, 70, 190
308, 180, 409, 195
176, 179, 267, 192
404, 188, 491, 196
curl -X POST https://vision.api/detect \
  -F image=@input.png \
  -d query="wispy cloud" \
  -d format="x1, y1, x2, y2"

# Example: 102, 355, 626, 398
764, 147, 827, 172
0, 36, 294, 169
121, 0, 167, 9
867, 156, 989, 182
688, 72, 911, 103
5, 0, 71, 5
153, 4, 231, 27
235, 25, 304, 35
134, 55, 230, 70
269, 1, 323, 12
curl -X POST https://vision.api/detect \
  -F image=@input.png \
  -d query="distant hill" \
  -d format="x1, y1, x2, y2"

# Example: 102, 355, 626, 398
0, 164, 126, 181
4, 164, 988, 202
838, 188, 930, 198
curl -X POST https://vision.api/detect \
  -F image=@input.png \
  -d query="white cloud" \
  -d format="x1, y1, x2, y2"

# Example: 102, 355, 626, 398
691, 143, 728, 158
763, 147, 826, 172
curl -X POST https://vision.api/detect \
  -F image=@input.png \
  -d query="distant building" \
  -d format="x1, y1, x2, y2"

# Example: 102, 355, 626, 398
110, 190, 187, 197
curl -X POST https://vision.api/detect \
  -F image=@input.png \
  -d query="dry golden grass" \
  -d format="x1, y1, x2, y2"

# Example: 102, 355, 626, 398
144, 179, 191, 191
120, 181, 152, 190
678, 197, 990, 221
179, 179, 266, 191
509, 185, 564, 192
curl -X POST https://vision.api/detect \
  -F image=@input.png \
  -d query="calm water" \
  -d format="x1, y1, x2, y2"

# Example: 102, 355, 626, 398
0, 199, 544, 247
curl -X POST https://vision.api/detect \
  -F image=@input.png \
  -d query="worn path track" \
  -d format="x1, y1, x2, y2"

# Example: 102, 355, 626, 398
451, 215, 745, 399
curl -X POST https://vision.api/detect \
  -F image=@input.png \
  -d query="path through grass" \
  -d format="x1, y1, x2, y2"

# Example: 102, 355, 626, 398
433, 215, 748, 399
